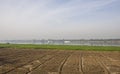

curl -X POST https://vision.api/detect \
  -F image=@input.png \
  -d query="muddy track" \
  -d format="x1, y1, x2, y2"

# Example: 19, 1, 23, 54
59, 51, 83, 74
0, 49, 120, 74
79, 52, 84, 74
58, 51, 73, 74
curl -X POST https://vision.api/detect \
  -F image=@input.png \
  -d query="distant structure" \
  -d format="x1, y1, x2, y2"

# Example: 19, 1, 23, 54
0, 39, 120, 46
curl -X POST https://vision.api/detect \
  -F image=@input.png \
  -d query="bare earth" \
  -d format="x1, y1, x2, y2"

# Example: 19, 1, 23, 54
0, 48, 120, 74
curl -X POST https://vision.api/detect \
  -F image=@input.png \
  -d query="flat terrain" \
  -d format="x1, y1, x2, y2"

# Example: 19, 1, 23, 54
0, 48, 120, 74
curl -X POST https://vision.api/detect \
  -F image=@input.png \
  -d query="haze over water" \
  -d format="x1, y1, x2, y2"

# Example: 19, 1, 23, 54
0, 0, 120, 40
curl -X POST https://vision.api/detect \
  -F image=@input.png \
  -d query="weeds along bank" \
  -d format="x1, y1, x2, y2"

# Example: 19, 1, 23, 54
0, 44, 120, 51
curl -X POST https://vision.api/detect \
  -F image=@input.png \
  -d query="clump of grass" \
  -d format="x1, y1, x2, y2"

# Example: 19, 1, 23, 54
0, 43, 120, 51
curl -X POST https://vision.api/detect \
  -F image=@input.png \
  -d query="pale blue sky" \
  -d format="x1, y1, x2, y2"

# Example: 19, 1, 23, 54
0, 0, 120, 40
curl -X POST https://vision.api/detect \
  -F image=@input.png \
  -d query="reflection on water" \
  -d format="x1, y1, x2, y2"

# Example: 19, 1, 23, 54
0, 39, 120, 46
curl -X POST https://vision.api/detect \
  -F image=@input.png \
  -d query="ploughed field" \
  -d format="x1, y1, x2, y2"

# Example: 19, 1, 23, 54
0, 48, 120, 74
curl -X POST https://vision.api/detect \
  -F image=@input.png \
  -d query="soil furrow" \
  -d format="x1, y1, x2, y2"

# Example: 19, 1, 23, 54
0, 49, 120, 74
79, 52, 83, 74
82, 51, 105, 74
30, 51, 72, 74
5, 50, 58, 74
90, 52, 110, 74
58, 51, 73, 74
99, 53, 120, 74
26, 51, 60, 74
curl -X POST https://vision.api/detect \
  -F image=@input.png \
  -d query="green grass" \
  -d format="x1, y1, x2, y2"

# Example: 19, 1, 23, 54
0, 43, 120, 51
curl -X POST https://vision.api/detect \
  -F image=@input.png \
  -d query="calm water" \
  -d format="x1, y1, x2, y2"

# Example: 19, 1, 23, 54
0, 40, 120, 46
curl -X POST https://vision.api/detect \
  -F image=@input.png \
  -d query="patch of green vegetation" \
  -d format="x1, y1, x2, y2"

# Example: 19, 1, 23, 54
0, 43, 120, 51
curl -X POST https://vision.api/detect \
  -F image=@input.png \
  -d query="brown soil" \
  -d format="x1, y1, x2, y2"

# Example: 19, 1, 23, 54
0, 48, 120, 74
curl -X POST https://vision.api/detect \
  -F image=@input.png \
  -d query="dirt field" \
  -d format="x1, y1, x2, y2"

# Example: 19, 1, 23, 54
0, 48, 120, 74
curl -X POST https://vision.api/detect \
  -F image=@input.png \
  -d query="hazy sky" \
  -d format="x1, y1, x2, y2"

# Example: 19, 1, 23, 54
0, 0, 120, 40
